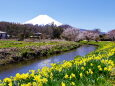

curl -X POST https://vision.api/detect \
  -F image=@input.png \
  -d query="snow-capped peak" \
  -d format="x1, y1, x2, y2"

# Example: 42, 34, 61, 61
24, 15, 62, 26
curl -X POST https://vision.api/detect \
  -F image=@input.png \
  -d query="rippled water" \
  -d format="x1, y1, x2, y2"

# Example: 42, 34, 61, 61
0, 45, 96, 79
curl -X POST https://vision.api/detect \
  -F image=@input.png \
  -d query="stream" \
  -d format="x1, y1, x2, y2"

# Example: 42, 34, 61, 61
0, 45, 96, 80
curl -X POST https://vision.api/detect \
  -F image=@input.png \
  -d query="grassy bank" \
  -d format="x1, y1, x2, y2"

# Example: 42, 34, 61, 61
0, 40, 80, 65
0, 41, 115, 86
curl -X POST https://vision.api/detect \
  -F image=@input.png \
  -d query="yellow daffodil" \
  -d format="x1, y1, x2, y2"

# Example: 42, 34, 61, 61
80, 73, 83, 78
64, 74, 69, 79
61, 82, 66, 86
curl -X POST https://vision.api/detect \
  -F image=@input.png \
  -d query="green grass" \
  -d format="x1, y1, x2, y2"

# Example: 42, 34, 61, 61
0, 41, 115, 86
0, 40, 80, 65
0, 40, 72, 48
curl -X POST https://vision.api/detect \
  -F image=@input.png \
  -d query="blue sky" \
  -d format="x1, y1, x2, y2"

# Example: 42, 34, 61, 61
0, 0, 115, 32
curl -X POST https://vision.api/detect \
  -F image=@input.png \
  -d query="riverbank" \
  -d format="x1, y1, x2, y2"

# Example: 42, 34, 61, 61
0, 40, 81, 65
0, 45, 96, 80
0, 41, 114, 86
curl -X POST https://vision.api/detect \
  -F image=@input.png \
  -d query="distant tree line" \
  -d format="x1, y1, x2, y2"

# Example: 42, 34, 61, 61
0, 22, 115, 41
0, 22, 66, 40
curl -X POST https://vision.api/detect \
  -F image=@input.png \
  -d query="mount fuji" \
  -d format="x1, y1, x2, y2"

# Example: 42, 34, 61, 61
24, 15, 62, 26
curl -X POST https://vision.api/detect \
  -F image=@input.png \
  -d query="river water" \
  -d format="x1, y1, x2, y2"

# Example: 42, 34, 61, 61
0, 45, 96, 80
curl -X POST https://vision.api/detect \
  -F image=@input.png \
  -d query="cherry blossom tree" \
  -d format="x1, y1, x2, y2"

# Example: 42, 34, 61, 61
61, 28, 80, 41
108, 30, 115, 41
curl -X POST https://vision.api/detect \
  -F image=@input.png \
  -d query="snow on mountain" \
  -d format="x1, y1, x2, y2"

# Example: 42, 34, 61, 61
24, 15, 62, 26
